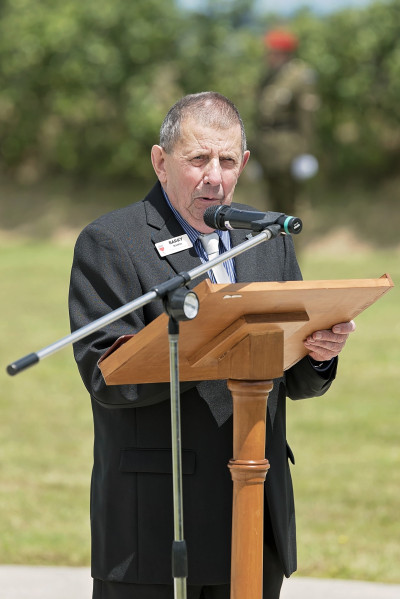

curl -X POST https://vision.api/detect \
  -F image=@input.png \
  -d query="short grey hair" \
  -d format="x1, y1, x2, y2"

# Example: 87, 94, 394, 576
159, 91, 247, 155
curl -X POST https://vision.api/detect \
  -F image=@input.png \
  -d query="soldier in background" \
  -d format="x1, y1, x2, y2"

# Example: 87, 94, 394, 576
255, 29, 320, 215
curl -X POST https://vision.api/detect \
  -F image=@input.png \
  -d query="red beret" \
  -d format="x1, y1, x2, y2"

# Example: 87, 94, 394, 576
263, 30, 298, 52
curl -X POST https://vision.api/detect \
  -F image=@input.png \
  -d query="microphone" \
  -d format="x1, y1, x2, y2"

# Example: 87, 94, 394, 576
203, 205, 303, 234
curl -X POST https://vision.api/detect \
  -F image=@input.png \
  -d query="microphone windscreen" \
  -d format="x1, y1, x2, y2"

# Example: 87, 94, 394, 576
203, 205, 221, 228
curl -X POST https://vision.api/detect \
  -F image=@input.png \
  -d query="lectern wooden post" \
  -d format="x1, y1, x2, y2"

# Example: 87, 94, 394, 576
226, 325, 286, 599
98, 275, 393, 599
228, 377, 273, 599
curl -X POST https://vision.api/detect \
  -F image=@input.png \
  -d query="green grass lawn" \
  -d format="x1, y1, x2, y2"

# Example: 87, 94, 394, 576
0, 241, 92, 566
290, 246, 400, 583
0, 239, 399, 582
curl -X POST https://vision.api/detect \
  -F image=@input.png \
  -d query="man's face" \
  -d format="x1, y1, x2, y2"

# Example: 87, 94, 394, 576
152, 116, 250, 233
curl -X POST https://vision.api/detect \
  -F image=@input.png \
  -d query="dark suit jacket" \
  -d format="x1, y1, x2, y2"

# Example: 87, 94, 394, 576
69, 182, 336, 585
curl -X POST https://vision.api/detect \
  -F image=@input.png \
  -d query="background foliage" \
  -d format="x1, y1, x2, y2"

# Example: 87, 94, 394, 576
1, 0, 400, 189
0, 0, 182, 181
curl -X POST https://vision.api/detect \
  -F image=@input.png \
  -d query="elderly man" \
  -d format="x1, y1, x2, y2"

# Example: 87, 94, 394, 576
69, 91, 355, 599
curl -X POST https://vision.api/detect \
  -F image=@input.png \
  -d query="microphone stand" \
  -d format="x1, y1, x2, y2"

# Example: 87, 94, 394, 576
168, 313, 188, 599
6, 223, 285, 599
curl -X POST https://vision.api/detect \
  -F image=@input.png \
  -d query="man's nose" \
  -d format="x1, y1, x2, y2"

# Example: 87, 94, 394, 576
204, 159, 222, 186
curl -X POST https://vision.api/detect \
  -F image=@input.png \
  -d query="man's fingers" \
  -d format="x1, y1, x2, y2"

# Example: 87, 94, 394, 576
306, 331, 347, 345
304, 320, 356, 362
332, 320, 356, 335
306, 320, 356, 344
305, 339, 345, 352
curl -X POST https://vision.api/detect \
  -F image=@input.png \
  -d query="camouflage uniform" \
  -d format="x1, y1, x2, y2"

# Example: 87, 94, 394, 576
255, 58, 319, 214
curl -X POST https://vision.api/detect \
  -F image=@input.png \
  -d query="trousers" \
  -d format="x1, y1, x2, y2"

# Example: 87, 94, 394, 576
92, 541, 284, 599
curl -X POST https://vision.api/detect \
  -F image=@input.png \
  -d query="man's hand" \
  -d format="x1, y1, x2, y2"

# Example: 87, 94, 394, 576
304, 320, 356, 362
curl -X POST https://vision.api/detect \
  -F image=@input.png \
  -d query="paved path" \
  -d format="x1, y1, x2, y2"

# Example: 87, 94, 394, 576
0, 566, 399, 598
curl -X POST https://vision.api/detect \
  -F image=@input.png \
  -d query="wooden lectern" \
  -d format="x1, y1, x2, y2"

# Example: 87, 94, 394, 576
99, 275, 393, 599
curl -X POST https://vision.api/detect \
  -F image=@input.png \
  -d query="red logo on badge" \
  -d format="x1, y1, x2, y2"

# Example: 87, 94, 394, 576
159, 246, 164, 252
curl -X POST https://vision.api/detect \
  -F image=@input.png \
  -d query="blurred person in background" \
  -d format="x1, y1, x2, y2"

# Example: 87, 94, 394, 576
254, 29, 320, 215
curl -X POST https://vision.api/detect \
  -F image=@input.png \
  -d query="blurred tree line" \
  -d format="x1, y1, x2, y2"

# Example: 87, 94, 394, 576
1, 0, 400, 191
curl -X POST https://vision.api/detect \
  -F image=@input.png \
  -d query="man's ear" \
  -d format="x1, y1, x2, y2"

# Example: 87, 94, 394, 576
151, 145, 167, 184
239, 150, 251, 175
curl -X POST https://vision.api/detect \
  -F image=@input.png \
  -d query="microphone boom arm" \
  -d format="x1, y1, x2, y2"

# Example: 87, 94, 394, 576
6, 224, 284, 376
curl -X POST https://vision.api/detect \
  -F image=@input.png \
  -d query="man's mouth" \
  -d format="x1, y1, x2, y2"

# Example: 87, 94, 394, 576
195, 196, 221, 202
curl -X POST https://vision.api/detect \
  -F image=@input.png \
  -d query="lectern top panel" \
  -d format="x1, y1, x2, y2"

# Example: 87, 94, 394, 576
99, 275, 393, 385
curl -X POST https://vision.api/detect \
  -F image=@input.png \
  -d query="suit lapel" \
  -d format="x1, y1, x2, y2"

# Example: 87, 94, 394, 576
158, 228, 207, 289
144, 183, 209, 288
230, 229, 265, 283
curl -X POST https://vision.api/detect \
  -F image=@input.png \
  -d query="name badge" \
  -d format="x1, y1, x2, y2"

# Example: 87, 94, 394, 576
156, 234, 193, 257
